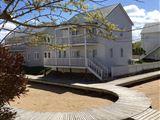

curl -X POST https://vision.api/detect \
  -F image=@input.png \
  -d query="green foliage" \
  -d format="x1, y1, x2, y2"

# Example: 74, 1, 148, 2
0, 46, 28, 120
132, 41, 146, 55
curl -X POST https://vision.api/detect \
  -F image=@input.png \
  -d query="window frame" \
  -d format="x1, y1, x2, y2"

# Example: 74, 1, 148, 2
34, 52, 40, 60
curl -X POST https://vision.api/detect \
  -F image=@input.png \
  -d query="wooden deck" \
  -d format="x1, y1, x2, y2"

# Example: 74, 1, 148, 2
131, 108, 160, 120
13, 71, 160, 120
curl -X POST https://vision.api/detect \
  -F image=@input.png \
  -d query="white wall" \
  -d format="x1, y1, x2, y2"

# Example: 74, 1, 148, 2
95, 5, 133, 68
111, 61, 160, 77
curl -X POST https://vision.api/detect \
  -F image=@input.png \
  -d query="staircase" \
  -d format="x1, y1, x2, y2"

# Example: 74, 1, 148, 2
87, 58, 108, 80
141, 46, 160, 60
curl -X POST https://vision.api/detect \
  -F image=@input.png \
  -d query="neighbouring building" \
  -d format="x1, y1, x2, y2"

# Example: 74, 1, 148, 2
5, 3, 133, 80
141, 22, 160, 61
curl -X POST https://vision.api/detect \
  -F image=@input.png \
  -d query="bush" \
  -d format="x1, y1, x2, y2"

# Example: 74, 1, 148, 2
0, 46, 28, 120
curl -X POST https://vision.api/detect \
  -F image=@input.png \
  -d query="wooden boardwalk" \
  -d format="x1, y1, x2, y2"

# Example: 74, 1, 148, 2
13, 71, 160, 120
131, 108, 160, 120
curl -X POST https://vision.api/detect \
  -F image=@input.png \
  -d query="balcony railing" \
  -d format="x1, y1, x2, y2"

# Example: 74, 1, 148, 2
44, 58, 85, 67
54, 34, 97, 45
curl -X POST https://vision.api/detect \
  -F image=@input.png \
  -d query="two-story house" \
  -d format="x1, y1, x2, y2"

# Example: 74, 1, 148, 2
5, 3, 133, 80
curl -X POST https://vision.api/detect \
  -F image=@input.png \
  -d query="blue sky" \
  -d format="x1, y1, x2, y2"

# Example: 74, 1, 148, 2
99, 0, 159, 11
0, 0, 160, 41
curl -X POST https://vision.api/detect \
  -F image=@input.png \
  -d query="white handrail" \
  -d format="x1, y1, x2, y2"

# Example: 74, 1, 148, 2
87, 58, 104, 79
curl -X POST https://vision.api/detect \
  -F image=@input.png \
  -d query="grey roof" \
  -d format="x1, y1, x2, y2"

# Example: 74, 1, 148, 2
141, 22, 160, 34
67, 4, 119, 23
7, 22, 55, 39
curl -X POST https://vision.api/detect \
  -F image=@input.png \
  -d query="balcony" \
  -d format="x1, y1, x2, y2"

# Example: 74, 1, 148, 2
55, 34, 97, 45
44, 58, 86, 68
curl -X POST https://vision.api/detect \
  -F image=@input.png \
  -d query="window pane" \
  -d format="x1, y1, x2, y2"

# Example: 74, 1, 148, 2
121, 48, 124, 57
44, 52, 47, 58
48, 52, 51, 58
110, 48, 113, 58
63, 51, 66, 58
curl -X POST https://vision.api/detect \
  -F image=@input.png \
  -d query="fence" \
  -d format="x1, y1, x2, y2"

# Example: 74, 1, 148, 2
111, 61, 160, 77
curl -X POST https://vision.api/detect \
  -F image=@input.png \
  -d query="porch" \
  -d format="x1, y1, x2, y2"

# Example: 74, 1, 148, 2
44, 57, 109, 80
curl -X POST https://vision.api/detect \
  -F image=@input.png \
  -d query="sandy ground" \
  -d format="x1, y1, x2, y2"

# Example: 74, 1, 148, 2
132, 79, 160, 111
10, 83, 112, 112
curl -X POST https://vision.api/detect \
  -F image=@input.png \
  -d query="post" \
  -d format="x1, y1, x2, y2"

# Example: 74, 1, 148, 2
84, 28, 87, 66
55, 29, 58, 66
68, 26, 71, 66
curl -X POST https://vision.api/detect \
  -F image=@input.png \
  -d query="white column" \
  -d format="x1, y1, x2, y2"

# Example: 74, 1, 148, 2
55, 29, 58, 66
68, 27, 71, 66
84, 28, 87, 66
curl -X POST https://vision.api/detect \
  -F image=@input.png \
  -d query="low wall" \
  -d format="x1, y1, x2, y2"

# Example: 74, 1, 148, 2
111, 61, 160, 77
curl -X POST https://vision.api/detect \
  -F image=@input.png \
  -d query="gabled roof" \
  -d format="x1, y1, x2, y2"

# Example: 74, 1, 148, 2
68, 4, 118, 23
7, 22, 55, 39
141, 22, 160, 34
67, 3, 133, 25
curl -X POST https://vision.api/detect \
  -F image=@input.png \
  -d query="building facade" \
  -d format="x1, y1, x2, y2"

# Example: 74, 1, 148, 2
5, 4, 133, 80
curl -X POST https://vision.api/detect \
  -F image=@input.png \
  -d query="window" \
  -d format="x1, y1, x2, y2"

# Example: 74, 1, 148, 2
120, 32, 123, 37
44, 52, 47, 58
58, 50, 62, 58
92, 49, 97, 58
110, 48, 113, 58
76, 51, 80, 57
72, 30, 78, 35
73, 51, 80, 58
120, 48, 124, 57
34, 52, 39, 60
44, 52, 51, 58
48, 52, 51, 58
63, 51, 66, 58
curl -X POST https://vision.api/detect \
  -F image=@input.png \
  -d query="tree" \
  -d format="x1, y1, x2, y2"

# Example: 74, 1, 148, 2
0, 0, 119, 44
132, 41, 146, 55
0, 46, 28, 120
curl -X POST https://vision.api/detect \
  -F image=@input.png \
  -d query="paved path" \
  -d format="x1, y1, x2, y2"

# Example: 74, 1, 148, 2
12, 71, 160, 120
107, 70, 160, 86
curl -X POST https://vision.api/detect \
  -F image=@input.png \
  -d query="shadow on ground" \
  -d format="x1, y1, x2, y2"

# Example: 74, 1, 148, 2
41, 71, 103, 84
28, 82, 118, 102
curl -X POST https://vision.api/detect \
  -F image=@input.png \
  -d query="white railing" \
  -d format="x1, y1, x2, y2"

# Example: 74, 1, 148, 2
87, 59, 104, 80
44, 57, 108, 80
44, 58, 85, 67
141, 45, 160, 59
54, 34, 97, 44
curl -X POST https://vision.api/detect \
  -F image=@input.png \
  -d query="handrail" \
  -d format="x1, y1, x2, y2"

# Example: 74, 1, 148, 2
87, 58, 104, 79
141, 45, 160, 59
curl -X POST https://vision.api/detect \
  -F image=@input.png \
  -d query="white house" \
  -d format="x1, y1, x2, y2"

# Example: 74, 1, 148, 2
5, 3, 133, 80
141, 22, 160, 61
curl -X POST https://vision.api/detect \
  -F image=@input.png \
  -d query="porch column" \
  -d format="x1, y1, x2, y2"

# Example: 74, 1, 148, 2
68, 27, 71, 66
84, 28, 87, 66
55, 29, 58, 66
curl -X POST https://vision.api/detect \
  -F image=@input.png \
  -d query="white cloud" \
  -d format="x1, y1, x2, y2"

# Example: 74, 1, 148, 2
124, 5, 160, 42
0, 22, 16, 41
